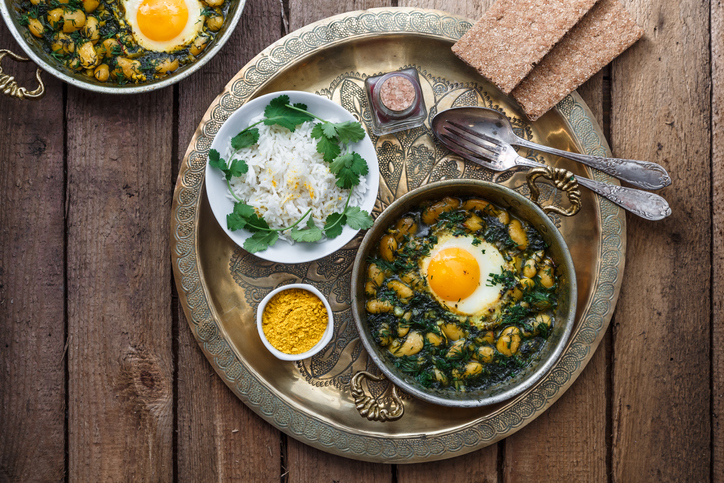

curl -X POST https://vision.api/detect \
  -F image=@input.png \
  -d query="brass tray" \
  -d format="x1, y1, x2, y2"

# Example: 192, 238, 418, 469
171, 7, 625, 463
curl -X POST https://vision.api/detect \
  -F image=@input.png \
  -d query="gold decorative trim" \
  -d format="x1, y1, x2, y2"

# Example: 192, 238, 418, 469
0, 49, 44, 100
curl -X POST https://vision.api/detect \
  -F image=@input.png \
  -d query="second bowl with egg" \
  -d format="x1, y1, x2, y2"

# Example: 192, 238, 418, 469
351, 179, 577, 407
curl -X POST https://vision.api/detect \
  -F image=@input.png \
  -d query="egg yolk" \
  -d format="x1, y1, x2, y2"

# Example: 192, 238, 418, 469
136, 0, 188, 41
426, 247, 480, 301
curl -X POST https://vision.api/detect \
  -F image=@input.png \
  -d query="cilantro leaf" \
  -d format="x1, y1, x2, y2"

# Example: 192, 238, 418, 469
208, 149, 227, 171
311, 123, 325, 139
330, 152, 369, 189
244, 230, 279, 253
290, 217, 324, 243
345, 207, 374, 230
263, 95, 314, 131
227, 213, 247, 231
231, 128, 259, 150
321, 122, 338, 139
324, 212, 346, 239
243, 213, 270, 232
316, 135, 341, 163
233, 202, 256, 218
333, 121, 366, 144
227, 159, 248, 179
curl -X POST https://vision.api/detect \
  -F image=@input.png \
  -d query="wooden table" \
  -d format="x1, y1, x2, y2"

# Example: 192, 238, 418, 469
1, 0, 720, 481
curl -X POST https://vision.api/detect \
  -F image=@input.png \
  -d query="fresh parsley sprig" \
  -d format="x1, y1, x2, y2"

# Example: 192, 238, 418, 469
208, 94, 374, 253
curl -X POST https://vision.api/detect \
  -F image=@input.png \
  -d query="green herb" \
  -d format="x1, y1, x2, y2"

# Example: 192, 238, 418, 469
263, 95, 314, 131
208, 149, 248, 181
290, 217, 324, 243
487, 268, 517, 291
329, 152, 368, 189
231, 128, 259, 150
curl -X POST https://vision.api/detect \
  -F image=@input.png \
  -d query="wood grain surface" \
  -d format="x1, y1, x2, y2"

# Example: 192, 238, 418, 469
0, 30, 66, 483
0, 0, 721, 480
610, 0, 712, 481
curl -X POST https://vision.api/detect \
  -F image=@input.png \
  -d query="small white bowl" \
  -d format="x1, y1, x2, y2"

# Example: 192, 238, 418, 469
256, 284, 334, 361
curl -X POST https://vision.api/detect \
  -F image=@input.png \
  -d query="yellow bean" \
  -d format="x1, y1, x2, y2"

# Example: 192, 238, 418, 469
205, 14, 224, 31
425, 332, 443, 346
480, 331, 495, 345
441, 323, 464, 341
30, 0, 42, 5
539, 261, 555, 288
51, 32, 74, 54
535, 314, 552, 334
62, 9, 86, 33
390, 332, 424, 357
365, 299, 393, 314
28, 18, 44, 37
519, 277, 535, 291
461, 361, 483, 378
189, 35, 209, 56
93, 63, 109, 82
400, 271, 424, 289
364, 280, 376, 297
393, 216, 417, 242
101, 38, 118, 58
47, 8, 63, 26
475, 346, 494, 363
78, 41, 98, 68
463, 214, 483, 232
379, 234, 397, 262
367, 263, 385, 286
83, 16, 99, 43
377, 323, 392, 346
204, 0, 224, 6
421, 197, 460, 225
497, 327, 521, 356
446, 339, 467, 359
508, 219, 528, 250
523, 258, 537, 278
387, 280, 413, 301
512, 287, 523, 300
497, 210, 510, 224
397, 323, 410, 337
83, 0, 99, 12
462, 198, 492, 213
155, 58, 179, 74
433, 368, 448, 385
116, 57, 145, 82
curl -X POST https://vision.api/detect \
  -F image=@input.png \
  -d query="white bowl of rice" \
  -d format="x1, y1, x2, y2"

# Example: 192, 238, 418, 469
205, 91, 380, 263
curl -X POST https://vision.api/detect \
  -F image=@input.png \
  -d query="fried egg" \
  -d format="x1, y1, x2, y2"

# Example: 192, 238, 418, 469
420, 234, 507, 316
124, 0, 203, 52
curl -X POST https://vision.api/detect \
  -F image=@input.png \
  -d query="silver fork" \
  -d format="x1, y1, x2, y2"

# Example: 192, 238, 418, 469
435, 121, 672, 221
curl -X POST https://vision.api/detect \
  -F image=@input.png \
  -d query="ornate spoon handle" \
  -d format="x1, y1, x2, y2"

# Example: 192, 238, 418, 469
516, 137, 671, 190
516, 157, 671, 221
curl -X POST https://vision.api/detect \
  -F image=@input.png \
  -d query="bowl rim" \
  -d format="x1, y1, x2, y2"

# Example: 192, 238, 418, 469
0, 0, 247, 94
351, 178, 578, 407
256, 283, 335, 362
204, 90, 380, 264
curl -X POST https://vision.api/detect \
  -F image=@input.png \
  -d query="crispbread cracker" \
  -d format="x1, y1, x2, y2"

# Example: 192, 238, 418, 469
451, 0, 599, 94
512, 0, 644, 120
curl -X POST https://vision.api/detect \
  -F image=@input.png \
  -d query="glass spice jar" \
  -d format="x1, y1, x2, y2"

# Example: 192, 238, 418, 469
365, 68, 428, 136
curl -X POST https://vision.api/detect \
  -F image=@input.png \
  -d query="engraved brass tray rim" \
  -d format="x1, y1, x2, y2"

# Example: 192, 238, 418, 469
171, 7, 626, 463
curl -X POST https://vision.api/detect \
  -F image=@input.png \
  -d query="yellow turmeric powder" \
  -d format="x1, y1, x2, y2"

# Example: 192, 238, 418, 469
262, 289, 328, 354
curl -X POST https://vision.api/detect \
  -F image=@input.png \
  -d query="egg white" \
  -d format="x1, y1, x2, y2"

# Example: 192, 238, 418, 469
123, 0, 203, 53
420, 234, 508, 316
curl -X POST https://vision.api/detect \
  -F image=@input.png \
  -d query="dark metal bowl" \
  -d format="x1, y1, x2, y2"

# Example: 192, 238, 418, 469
351, 179, 577, 407
1, 0, 246, 94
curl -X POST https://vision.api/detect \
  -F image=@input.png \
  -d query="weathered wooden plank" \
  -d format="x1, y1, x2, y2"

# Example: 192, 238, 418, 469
288, 0, 392, 31
0, 32, 66, 483
504, 73, 608, 483
175, 0, 283, 480
286, 443, 392, 482
712, 0, 723, 479
66, 86, 174, 480
610, 0, 711, 481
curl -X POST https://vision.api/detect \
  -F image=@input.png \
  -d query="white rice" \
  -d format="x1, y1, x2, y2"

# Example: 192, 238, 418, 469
223, 114, 368, 242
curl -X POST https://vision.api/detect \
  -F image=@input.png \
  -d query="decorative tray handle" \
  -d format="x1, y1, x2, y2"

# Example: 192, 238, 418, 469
526, 166, 582, 217
350, 371, 404, 422
0, 49, 45, 100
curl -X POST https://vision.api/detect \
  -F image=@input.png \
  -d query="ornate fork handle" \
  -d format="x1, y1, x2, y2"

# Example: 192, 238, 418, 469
516, 157, 671, 221
516, 137, 671, 190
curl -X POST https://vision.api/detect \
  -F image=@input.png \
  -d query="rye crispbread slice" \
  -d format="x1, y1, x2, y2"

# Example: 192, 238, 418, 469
451, 0, 599, 95
512, 0, 644, 121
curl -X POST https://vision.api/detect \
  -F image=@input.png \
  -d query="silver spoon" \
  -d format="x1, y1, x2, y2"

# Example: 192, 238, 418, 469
432, 114, 672, 221
435, 107, 671, 190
